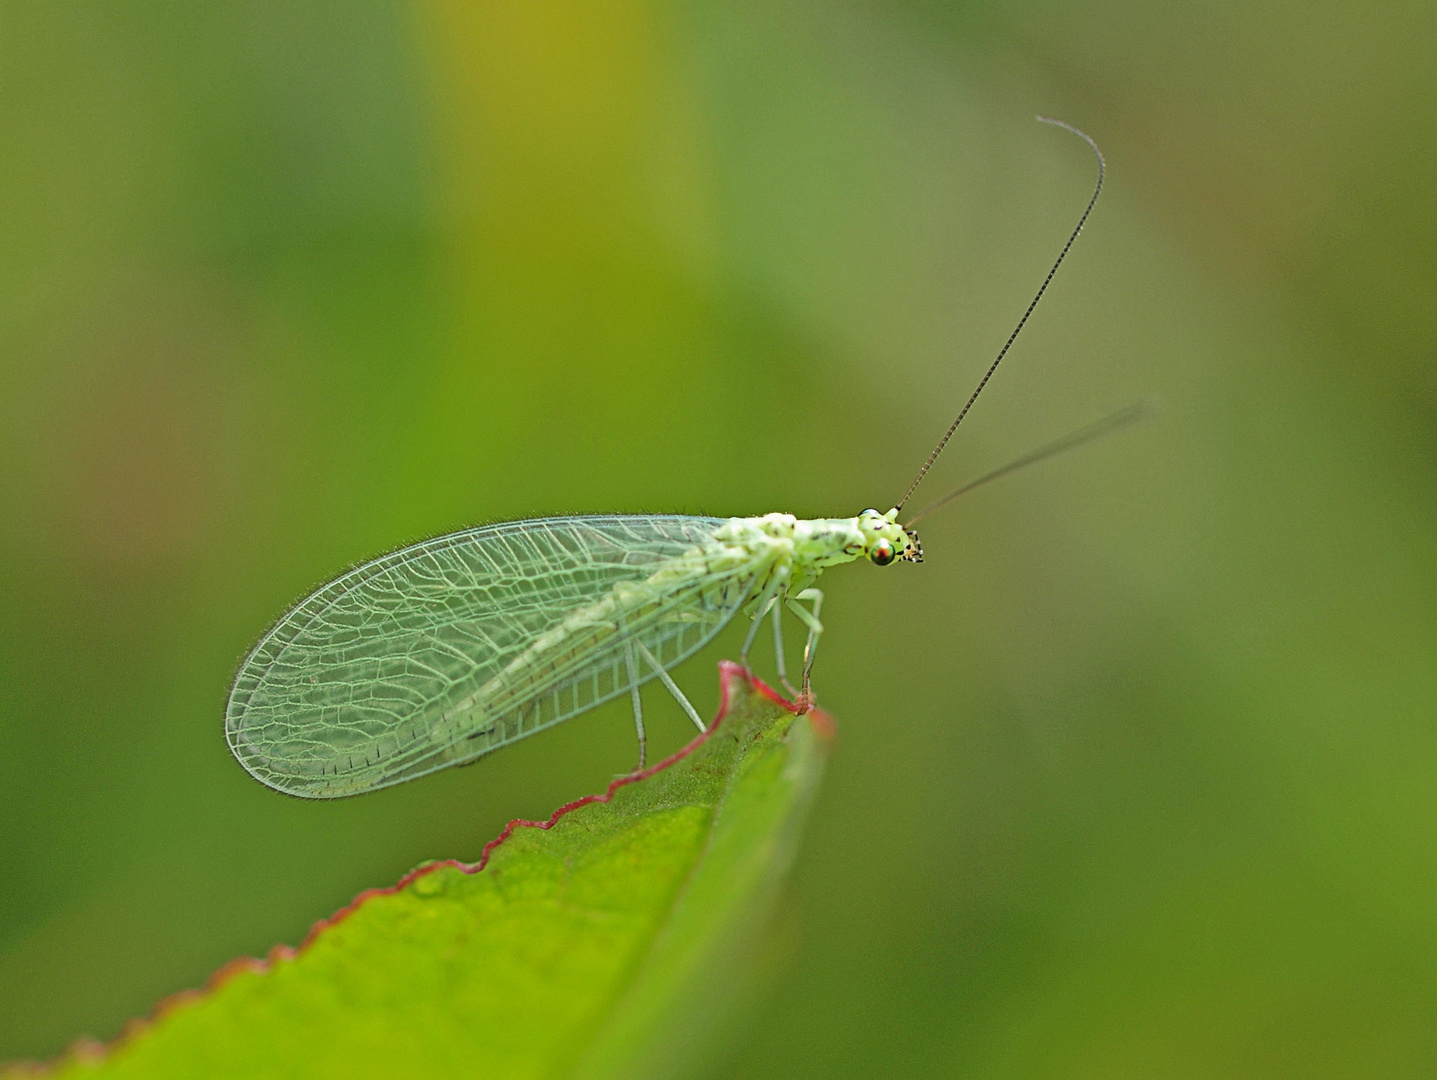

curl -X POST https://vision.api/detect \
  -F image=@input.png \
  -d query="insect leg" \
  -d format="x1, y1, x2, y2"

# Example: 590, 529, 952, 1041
635, 641, 706, 733
740, 574, 783, 669
771, 598, 801, 698
623, 641, 646, 770
784, 588, 825, 700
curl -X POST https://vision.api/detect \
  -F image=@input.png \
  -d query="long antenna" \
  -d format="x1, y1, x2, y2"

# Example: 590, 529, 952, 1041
893, 117, 1105, 513
902, 399, 1154, 526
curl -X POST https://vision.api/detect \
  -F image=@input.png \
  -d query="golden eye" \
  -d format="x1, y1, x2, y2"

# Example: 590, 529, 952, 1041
869, 539, 896, 566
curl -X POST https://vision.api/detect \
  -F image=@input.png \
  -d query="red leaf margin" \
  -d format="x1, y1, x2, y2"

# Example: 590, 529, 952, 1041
7, 661, 833, 1076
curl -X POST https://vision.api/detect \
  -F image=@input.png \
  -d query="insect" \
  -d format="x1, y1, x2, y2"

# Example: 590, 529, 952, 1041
226, 118, 1128, 798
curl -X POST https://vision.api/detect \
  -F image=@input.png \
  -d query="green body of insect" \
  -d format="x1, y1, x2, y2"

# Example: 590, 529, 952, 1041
226, 118, 1122, 800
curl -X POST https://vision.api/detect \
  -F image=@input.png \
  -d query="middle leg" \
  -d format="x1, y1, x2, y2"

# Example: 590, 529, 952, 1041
783, 588, 825, 706
771, 596, 802, 699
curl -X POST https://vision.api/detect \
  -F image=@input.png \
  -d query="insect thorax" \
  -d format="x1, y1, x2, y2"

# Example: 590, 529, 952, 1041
717, 510, 912, 597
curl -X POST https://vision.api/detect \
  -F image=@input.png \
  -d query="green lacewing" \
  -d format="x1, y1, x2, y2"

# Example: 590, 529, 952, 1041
226, 119, 1130, 798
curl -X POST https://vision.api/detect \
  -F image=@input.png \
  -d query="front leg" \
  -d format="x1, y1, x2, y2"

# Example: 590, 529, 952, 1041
783, 588, 824, 710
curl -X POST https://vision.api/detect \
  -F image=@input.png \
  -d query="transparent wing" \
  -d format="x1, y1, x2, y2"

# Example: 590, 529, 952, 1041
225, 514, 761, 798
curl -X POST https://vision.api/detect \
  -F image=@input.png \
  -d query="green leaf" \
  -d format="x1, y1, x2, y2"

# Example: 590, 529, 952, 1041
23, 664, 827, 1080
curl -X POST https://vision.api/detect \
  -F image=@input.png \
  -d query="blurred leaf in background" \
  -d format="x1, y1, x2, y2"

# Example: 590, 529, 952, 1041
1, 0, 1435, 1077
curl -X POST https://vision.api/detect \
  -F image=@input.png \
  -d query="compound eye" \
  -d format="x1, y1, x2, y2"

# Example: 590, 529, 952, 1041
869, 538, 896, 566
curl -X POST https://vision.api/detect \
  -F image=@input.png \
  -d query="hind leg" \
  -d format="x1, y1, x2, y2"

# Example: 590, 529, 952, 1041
624, 641, 646, 769
636, 641, 706, 733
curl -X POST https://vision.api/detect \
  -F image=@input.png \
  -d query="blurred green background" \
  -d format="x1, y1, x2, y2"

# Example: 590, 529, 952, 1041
3, 1, 1435, 1074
